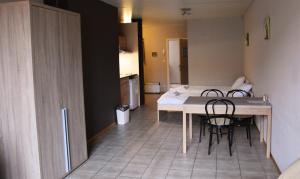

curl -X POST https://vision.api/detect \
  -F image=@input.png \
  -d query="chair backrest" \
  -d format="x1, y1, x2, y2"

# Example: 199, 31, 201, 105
205, 99, 235, 126
201, 89, 224, 97
226, 89, 251, 98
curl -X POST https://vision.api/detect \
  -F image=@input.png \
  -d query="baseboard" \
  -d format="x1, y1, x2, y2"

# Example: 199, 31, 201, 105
270, 153, 281, 174
87, 122, 116, 145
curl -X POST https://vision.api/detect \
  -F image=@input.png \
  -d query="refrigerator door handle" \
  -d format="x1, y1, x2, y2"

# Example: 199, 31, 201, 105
61, 107, 71, 172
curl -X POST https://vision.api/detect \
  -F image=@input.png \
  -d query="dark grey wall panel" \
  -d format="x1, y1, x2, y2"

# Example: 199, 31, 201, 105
45, 0, 120, 139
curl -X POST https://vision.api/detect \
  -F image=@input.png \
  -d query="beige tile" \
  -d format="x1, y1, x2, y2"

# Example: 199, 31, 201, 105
167, 169, 192, 179
75, 161, 107, 174
191, 169, 216, 179
241, 170, 265, 178
239, 161, 264, 173
171, 158, 195, 170
117, 177, 140, 179
217, 170, 241, 179
95, 163, 125, 178
217, 159, 239, 171
68, 94, 279, 179
130, 155, 154, 165
120, 164, 147, 178
194, 158, 216, 171
266, 173, 279, 179
241, 174, 266, 179
93, 175, 116, 179
149, 158, 173, 169
64, 172, 94, 179
142, 167, 169, 179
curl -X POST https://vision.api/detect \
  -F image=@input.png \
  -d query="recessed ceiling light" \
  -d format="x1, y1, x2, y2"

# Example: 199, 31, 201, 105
120, 7, 132, 23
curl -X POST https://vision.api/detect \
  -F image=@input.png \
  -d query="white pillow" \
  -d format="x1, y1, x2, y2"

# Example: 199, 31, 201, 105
239, 83, 253, 93
231, 76, 246, 89
232, 92, 244, 97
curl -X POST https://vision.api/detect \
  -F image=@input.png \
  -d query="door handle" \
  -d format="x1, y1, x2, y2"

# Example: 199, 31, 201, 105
61, 107, 71, 172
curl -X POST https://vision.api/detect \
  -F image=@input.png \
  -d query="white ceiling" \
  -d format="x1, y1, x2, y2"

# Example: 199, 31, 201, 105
101, 0, 253, 21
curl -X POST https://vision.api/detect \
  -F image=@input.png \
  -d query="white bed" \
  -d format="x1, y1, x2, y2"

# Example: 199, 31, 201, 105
156, 76, 253, 122
157, 85, 232, 121
157, 85, 231, 105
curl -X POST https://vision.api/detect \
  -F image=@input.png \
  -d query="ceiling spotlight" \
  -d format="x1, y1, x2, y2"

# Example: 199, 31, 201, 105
120, 7, 132, 23
181, 8, 191, 16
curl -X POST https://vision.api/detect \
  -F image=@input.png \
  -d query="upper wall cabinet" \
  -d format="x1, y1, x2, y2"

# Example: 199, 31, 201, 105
0, 1, 87, 179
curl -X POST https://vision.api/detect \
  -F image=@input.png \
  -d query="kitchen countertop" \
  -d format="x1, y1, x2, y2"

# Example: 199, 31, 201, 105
120, 74, 138, 79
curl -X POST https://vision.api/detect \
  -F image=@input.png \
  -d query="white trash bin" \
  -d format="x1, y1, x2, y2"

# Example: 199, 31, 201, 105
116, 105, 130, 125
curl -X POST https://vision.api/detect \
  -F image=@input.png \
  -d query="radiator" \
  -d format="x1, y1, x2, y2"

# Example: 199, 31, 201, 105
144, 82, 160, 93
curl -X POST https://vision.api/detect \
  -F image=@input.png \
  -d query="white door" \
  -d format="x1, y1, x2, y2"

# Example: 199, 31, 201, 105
168, 39, 181, 84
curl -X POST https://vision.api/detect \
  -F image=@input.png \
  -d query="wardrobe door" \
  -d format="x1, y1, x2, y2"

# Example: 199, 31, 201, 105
59, 12, 88, 169
0, 2, 41, 179
31, 6, 66, 179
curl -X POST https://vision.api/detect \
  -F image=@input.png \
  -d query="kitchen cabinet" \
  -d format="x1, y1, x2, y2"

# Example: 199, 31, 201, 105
0, 1, 87, 179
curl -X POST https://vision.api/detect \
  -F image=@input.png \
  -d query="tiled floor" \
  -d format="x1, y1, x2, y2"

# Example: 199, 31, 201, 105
66, 94, 279, 179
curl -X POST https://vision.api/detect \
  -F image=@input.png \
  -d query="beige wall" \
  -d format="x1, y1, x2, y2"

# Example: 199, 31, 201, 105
244, 0, 300, 171
188, 17, 244, 86
119, 22, 139, 76
143, 20, 187, 91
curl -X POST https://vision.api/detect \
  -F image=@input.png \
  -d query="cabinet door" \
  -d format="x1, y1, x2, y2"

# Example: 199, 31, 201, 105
59, 12, 88, 169
0, 3, 41, 179
31, 6, 66, 179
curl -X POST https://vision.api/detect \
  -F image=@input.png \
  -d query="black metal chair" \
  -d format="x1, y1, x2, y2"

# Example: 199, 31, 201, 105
205, 99, 236, 156
226, 89, 253, 146
199, 89, 224, 142
226, 89, 251, 98
201, 89, 224, 98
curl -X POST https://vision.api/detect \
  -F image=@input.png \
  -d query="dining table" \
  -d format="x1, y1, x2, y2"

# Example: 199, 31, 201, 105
182, 96, 272, 158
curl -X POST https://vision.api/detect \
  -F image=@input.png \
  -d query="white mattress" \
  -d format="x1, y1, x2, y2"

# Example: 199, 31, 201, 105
157, 85, 232, 105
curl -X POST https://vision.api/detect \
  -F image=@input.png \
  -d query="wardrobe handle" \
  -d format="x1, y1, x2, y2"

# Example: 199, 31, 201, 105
61, 107, 71, 172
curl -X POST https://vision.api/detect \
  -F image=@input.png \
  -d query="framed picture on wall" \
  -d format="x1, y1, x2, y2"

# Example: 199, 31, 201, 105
264, 16, 271, 40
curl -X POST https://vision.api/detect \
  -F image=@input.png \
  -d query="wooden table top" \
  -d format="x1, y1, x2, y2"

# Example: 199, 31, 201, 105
184, 97, 271, 107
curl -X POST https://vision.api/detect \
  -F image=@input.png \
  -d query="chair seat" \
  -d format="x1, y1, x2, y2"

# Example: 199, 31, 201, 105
209, 118, 230, 126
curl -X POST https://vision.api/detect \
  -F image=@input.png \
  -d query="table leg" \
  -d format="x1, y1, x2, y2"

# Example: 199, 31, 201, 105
189, 113, 193, 140
266, 114, 272, 158
183, 112, 187, 153
260, 117, 264, 143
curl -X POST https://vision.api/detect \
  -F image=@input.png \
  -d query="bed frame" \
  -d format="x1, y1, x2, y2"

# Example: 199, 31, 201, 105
157, 103, 184, 122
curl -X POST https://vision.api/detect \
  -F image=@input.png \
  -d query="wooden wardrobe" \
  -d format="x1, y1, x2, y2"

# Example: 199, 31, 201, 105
0, 1, 87, 179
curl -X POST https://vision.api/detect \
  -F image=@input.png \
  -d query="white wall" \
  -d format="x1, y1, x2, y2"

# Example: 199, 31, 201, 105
188, 17, 244, 86
119, 23, 139, 76
244, 0, 300, 171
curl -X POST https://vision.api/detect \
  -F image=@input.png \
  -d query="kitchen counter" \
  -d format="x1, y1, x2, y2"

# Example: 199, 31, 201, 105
120, 74, 138, 79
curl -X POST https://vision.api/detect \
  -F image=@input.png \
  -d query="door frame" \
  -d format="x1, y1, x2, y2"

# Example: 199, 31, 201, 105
132, 18, 145, 105
166, 38, 188, 90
